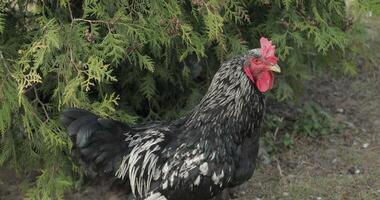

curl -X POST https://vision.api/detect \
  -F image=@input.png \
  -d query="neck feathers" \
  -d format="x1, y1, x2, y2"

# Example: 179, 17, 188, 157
184, 57, 264, 140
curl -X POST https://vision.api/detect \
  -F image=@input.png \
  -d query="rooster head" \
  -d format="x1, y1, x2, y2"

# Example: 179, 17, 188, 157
244, 37, 281, 93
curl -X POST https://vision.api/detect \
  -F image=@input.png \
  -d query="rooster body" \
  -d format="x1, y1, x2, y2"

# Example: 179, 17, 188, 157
61, 38, 280, 200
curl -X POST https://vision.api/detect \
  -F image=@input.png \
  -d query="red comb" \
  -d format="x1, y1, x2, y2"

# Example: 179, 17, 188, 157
260, 37, 278, 65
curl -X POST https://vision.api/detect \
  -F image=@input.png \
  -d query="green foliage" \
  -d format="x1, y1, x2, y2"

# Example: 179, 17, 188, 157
0, 0, 379, 198
282, 133, 294, 148
351, 0, 380, 16
262, 103, 341, 154
261, 114, 287, 153
293, 103, 340, 138
0, 8, 5, 34
25, 166, 73, 200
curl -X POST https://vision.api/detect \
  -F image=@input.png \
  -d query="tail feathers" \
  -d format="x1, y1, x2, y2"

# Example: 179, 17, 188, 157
60, 108, 132, 176
59, 108, 96, 128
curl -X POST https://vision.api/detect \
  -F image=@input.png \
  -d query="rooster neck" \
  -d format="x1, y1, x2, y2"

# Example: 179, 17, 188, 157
184, 56, 265, 145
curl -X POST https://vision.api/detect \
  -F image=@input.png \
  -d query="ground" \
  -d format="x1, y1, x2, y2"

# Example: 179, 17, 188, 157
1, 18, 380, 200
235, 70, 380, 200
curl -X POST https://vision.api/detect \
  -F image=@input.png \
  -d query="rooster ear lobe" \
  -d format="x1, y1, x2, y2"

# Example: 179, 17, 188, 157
244, 67, 255, 82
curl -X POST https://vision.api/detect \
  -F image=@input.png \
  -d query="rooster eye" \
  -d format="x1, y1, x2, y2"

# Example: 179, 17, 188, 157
250, 58, 261, 66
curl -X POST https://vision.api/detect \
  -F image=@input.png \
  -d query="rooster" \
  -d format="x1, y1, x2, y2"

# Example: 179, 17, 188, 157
60, 37, 281, 200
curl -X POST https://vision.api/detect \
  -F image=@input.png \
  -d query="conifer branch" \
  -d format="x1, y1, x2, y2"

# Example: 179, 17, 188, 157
71, 15, 123, 33
33, 87, 50, 121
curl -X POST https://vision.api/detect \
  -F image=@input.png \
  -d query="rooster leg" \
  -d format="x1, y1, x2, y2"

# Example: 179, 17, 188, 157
212, 189, 231, 200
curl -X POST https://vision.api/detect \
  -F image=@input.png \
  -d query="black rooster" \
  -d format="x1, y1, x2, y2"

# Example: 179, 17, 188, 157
60, 37, 281, 200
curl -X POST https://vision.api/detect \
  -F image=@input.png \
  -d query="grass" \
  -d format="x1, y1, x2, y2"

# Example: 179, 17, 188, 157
241, 136, 380, 200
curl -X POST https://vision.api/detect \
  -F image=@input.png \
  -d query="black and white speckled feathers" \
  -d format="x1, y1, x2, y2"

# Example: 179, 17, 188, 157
60, 49, 265, 200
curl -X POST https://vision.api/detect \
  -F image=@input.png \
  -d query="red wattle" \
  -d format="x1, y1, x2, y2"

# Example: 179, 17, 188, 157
256, 71, 274, 93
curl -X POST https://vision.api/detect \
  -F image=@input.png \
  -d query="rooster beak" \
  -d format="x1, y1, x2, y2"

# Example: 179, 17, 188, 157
269, 64, 281, 73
